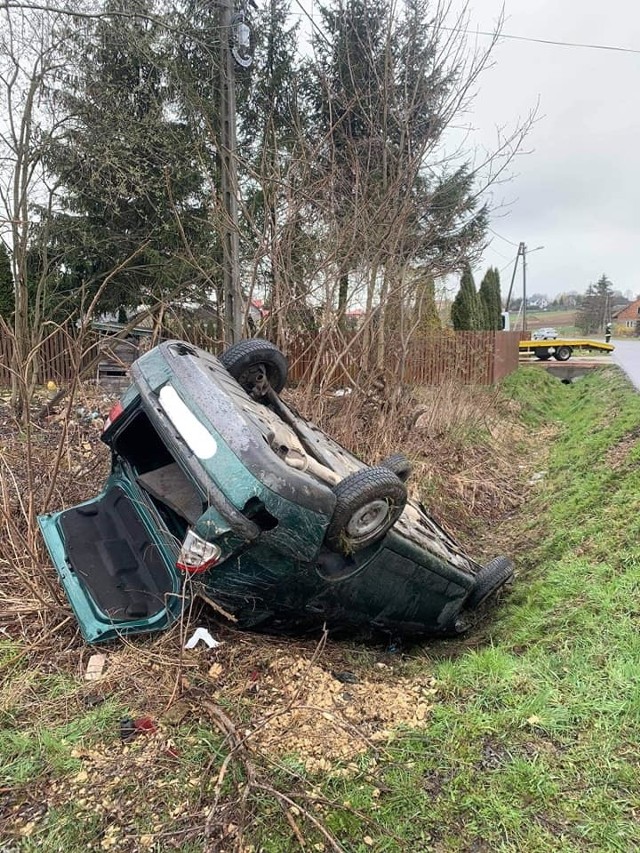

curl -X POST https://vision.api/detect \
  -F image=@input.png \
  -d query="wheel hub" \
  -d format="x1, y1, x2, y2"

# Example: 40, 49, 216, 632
239, 363, 270, 398
346, 499, 389, 539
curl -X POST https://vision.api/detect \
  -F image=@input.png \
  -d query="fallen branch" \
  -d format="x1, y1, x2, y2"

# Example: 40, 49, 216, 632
200, 695, 346, 853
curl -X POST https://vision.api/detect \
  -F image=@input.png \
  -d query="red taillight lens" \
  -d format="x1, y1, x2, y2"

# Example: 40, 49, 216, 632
177, 530, 222, 574
103, 401, 124, 432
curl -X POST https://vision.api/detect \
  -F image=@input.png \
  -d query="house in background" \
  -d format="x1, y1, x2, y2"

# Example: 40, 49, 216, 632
527, 295, 549, 310
612, 299, 640, 333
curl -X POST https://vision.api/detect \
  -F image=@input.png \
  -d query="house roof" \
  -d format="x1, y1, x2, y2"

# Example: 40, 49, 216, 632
612, 298, 640, 320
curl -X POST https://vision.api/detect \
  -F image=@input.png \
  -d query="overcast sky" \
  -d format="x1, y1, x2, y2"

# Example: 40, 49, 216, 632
457, 0, 640, 299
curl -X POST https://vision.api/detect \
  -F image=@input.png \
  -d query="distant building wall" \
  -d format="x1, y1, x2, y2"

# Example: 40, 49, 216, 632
613, 299, 640, 330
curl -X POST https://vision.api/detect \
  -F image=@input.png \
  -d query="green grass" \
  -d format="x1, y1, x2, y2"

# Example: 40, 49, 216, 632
307, 366, 640, 851
0, 654, 121, 788
0, 643, 233, 850
3, 364, 640, 851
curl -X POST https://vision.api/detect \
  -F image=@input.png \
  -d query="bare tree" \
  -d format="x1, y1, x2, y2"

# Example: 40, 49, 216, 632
0, 4, 70, 416
0, 0, 535, 416
254, 0, 533, 380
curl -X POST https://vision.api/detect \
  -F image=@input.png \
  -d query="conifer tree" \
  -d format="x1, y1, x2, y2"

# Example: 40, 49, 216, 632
42, 0, 213, 314
238, 0, 309, 338
414, 276, 441, 333
310, 0, 489, 325
478, 267, 502, 330
451, 265, 481, 330
576, 275, 613, 334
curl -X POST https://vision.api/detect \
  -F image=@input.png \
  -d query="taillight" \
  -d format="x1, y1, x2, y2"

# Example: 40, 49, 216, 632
103, 401, 124, 432
177, 529, 222, 574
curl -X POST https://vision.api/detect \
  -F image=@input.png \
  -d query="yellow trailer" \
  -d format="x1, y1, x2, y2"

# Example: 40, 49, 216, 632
519, 339, 615, 362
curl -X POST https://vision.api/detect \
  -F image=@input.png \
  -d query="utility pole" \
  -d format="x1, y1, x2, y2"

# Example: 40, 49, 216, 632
505, 242, 541, 333
522, 242, 527, 333
505, 243, 523, 311
219, 0, 243, 344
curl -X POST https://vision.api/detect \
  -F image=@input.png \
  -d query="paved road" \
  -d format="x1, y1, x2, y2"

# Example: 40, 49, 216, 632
612, 339, 640, 391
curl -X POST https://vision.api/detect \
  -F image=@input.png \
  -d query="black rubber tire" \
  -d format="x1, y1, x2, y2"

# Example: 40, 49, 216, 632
379, 452, 413, 483
534, 348, 552, 361
219, 339, 288, 395
325, 467, 407, 554
467, 556, 514, 610
554, 346, 572, 362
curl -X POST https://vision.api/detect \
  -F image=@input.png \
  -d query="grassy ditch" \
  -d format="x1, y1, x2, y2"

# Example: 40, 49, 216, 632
1, 366, 639, 851
249, 366, 640, 852
344, 365, 640, 852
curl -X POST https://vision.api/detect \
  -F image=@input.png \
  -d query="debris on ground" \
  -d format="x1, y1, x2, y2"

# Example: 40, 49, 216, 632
133, 716, 158, 734
184, 627, 221, 650
119, 717, 137, 741
245, 652, 437, 774
331, 670, 359, 684
207, 661, 224, 680
119, 716, 158, 742
84, 653, 107, 681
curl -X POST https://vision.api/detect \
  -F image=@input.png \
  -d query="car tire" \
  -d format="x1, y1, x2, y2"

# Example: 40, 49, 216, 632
534, 348, 552, 361
325, 467, 407, 554
554, 346, 572, 362
466, 556, 514, 609
219, 339, 288, 396
379, 452, 413, 483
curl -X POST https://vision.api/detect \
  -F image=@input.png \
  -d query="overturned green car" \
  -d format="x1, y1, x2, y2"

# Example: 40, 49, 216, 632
38, 339, 513, 643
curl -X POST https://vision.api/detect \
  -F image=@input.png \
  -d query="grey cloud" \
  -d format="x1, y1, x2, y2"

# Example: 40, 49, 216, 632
462, 0, 640, 295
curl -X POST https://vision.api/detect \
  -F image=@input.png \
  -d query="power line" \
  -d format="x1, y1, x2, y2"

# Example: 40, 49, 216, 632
290, 0, 331, 48
489, 244, 515, 264
489, 227, 520, 248
287, 14, 640, 56
443, 26, 640, 56
499, 258, 516, 274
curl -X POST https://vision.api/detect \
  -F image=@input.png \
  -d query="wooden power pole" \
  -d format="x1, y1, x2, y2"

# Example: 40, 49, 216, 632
219, 0, 243, 344
505, 243, 523, 312
522, 242, 527, 333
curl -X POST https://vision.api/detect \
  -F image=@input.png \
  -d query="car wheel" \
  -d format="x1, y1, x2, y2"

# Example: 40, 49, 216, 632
379, 452, 413, 483
554, 346, 572, 362
534, 348, 552, 361
325, 467, 407, 554
219, 339, 288, 397
466, 556, 514, 609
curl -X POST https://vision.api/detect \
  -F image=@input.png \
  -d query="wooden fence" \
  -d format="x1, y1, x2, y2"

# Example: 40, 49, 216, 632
0, 327, 100, 387
0, 326, 521, 388
285, 330, 521, 387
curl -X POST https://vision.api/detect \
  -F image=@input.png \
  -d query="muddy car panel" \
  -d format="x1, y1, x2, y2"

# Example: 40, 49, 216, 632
197, 530, 475, 636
